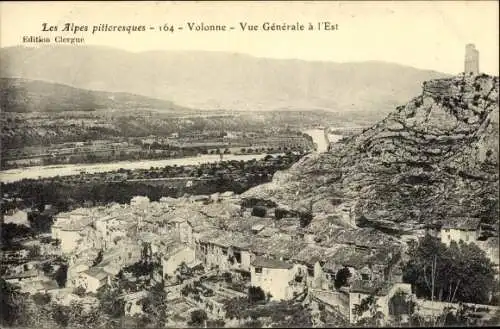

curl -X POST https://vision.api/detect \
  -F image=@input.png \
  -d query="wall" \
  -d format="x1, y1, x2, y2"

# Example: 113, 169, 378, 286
178, 221, 193, 245
349, 283, 412, 325
59, 230, 82, 254
82, 274, 104, 293
240, 250, 252, 271
250, 265, 296, 301
196, 242, 231, 271
162, 246, 196, 276
125, 298, 145, 317
441, 228, 478, 246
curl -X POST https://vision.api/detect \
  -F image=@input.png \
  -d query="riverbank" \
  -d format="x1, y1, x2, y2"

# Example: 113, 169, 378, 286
0, 153, 270, 183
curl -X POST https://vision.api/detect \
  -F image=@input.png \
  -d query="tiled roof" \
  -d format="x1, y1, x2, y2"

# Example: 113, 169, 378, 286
322, 244, 396, 271
41, 280, 60, 290
83, 267, 109, 281
350, 280, 393, 296
442, 217, 481, 230
291, 245, 339, 266
252, 256, 293, 269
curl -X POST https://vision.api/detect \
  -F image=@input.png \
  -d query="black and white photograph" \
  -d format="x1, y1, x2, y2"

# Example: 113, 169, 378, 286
0, 1, 499, 328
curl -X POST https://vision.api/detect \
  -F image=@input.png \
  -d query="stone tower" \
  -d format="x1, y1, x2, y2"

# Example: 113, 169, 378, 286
464, 44, 479, 75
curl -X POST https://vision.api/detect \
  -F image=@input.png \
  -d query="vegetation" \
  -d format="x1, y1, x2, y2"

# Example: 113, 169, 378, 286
334, 267, 352, 290
0, 279, 26, 326
96, 285, 125, 319
189, 309, 208, 327
248, 286, 266, 303
141, 283, 169, 327
403, 234, 496, 305
2, 153, 302, 215
251, 206, 267, 218
352, 295, 384, 327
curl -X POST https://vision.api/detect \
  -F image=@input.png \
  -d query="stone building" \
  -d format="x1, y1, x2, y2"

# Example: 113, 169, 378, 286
465, 44, 479, 75
440, 217, 481, 246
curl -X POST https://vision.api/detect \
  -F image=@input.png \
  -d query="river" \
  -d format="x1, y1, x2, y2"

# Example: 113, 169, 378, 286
2, 130, 344, 183
0, 153, 270, 183
303, 128, 343, 153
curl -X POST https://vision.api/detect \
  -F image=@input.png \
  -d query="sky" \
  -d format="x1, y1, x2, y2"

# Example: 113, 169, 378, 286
1, 1, 498, 75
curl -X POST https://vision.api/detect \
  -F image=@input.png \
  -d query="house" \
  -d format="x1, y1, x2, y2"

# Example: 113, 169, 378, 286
250, 256, 305, 301
51, 212, 92, 254
169, 218, 194, 245
440, 218, 481, 246
291, 245, 339, 290
79, 267, 110, 293
161, 243, 196, 278
123, 290, 149, 317
4, 209, 29, 226
130, 196, 150, 208
322, 245, 399, 284
349, 280, 413, 325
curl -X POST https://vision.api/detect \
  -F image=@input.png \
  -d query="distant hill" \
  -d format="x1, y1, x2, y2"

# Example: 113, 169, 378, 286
0, 78, 187, 112
0, 45, 451, 112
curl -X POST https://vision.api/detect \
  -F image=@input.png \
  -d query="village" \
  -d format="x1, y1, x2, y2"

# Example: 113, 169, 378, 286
2, 190, 499, 327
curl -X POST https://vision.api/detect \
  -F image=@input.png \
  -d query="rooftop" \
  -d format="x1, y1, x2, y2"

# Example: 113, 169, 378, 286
252, 256, 293, 270
350, 280, 393, 296
442, 217, 481, 231
83, 267, 109, 281
41, 280, 60, 291
292, 245, 339, 266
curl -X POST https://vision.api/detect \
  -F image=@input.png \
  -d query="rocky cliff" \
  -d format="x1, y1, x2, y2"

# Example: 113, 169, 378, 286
243, 73, 499, 231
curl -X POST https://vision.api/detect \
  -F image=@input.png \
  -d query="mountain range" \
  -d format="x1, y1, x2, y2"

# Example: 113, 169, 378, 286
0, 78, 187, 112
0, 45, 450, 112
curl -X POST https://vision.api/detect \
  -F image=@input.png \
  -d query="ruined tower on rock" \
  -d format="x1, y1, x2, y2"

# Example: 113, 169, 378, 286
464, 44, 479, 75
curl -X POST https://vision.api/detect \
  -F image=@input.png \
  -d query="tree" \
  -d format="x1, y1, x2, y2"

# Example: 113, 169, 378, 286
353, 295, 384, 326
403, 234, 496, 304
53, 263, 68, 288
189, 309, 207, 327
334, 267, 351, 290
248, 286, 266, 303
0, 279, 26, 326
97, 285, 124, 319
141, 283, 168, 327
388, 290, 416, 325
52, 304, 70, 327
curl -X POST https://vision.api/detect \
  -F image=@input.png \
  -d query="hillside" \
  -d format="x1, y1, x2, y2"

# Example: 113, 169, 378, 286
0, 78, 187, 112
0, 46, 449, 112
243, 73, 499, 232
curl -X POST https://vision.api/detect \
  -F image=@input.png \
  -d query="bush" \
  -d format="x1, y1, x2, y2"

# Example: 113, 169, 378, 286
73, 286, 86, 297
189, 309, 208, 327
251, 206, 267, 218
274, 208, 289, 220
222, 271, 232, 283
299, 211, 313, 228
334, 267, 352, 290
248, 286, 266, 303
32, 292, 51, 305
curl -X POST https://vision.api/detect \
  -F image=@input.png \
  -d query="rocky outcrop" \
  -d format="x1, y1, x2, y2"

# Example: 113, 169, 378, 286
243, 74, 499, 230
